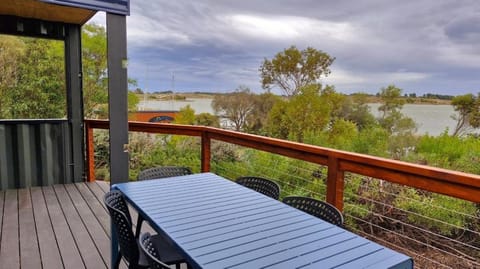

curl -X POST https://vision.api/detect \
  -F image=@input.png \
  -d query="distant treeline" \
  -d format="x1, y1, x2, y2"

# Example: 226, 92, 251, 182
374, 92, 454, 100
138, 89, 456, 100
420, 93, 454, 100
133, 89, 224, 96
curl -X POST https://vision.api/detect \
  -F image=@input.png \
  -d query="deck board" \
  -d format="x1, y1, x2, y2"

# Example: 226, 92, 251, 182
0, 190, 20, 268
0, 181, 168, 269
75, 183, 110, 235
0, 181, 115, 269
43, 186, 84, 268
65, 184, 110, 265
86, 181, 109, 211
53, 184, 106, 269
18, 188, 41, 269
31, 186, 66, 269
96, 180, 110, 193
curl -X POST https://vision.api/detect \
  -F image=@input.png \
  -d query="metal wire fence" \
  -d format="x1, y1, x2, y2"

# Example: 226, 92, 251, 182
210, 142, 480, 269
94, 131, 479, 269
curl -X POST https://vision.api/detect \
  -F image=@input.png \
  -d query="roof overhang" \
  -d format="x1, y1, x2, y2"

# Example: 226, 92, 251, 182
0, 0, 97, 25
41, 0, 129, 16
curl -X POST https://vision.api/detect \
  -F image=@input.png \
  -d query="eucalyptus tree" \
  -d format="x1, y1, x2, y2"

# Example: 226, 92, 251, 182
266, 84, 331, 142
377, 85, 417, 159
451, 93, 480, 136
212, 86, 256, 131
259, 46, 335, 97
377, 85, 416, 134
247, 92, 281, 134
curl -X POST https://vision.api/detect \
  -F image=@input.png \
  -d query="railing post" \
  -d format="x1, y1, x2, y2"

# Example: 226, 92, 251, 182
85, 121, 95, 182
201, 131, 211, 172
326, 156, 344, 211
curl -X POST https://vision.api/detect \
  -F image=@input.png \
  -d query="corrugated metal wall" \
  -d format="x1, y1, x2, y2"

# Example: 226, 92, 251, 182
0, 120, 74, 190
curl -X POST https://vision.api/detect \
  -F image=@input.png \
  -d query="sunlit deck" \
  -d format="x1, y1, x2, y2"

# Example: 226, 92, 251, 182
0, 181, 115, 269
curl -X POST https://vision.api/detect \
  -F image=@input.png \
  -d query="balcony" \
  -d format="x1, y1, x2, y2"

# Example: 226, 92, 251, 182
1, 119, 479, 268
3, 1, 477, 267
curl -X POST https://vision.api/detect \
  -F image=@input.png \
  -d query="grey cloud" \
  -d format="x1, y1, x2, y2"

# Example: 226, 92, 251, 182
445, 17, 480, 44
106, 0, 480, 94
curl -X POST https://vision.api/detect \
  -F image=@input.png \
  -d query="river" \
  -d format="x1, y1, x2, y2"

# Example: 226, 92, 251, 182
139, 99, 457, 136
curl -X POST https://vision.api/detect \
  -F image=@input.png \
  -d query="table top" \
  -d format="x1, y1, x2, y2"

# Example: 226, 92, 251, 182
113, 173, 413, 269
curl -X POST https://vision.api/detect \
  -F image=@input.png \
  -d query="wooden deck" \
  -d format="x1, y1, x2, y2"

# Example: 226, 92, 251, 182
0, 181, 119, 269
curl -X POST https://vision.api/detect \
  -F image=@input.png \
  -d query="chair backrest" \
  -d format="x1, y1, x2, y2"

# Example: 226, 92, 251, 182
283, 196, 344, 226
139, 232, 171, 269
236, 176, 280, 200
137, 166, 192, 181
104, 190, 139, 265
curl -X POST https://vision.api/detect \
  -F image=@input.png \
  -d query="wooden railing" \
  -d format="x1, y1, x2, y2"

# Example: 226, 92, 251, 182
84, 119, 480, 211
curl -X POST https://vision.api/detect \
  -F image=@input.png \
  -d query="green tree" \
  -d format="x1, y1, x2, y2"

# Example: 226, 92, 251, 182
304, 119, 359, 151
320, 85, 347, 121
376, 85, 417, 158
378, 85, 405, 120
195, 113, 220, 127
1, 24, 137, 120
327, 119, 358, 150
377, 85, 416, 134
352, 125, 389, 156
212, 86, 255, 131
344, 93, 376, 130
82, 23, 108, 118
81, 24, 140, 118
128, 91, 139, 112
0, 36, 25, 118
259, 46, 335, 96
247, 92, 281, 134
11, 38, 65, 118
265, 98, 290, 139
450, 93, 480, 136
266, 84, 331, 142
174, 105, 195, 125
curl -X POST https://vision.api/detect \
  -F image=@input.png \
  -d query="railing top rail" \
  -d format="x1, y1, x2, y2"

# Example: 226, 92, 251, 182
0, 119, 68, 124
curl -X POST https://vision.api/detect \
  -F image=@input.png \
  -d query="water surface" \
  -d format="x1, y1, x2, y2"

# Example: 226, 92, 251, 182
139, 99, 457, 136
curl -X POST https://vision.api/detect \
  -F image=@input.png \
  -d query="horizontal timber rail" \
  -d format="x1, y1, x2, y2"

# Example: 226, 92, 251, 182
84, 119, 480, 210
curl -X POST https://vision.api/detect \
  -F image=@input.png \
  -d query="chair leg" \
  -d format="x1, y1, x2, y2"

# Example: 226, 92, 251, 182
135, 215, 144, 238
114, 252, 122, 269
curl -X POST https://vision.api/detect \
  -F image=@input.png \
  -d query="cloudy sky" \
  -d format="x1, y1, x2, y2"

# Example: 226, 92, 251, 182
89, 1, 480, 95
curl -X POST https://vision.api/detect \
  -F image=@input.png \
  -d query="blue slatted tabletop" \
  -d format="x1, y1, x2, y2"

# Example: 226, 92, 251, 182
113, 173, 413, 269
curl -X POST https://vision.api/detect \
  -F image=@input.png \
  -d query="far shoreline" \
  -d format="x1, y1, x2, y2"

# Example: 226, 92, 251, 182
136, 92, 452, 105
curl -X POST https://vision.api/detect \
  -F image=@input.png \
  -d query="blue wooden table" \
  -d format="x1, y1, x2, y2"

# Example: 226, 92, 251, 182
113, 173, 413, 269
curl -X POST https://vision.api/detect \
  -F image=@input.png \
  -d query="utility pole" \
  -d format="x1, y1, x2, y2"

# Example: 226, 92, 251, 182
171, 71, 175, 110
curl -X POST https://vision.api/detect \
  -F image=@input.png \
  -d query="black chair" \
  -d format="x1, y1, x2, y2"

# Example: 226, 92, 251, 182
139, 232, 175, 269
104, 190, 186, 269
137, 166, 192, 181
135, 166, 193, 236
236, 176, 280, 200
282, 196, 344, 226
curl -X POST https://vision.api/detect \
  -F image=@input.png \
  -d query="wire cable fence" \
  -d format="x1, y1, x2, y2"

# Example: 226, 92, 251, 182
343, 172, 480, 269
92, 131, 479, 269
210, 143, 480, 269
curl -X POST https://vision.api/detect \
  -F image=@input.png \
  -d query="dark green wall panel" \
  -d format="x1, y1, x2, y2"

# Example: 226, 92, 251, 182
0, 120, 73, 189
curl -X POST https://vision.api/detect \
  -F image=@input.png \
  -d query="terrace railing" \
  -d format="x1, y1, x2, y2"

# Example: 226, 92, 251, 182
84, 119, 480, 209
85, 119, 480, 268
